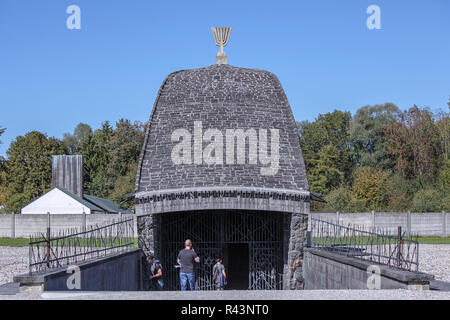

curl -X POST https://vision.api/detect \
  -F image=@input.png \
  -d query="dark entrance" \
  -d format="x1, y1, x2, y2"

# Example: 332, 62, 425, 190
225, 243, 249, 290
153, 210, 287, 290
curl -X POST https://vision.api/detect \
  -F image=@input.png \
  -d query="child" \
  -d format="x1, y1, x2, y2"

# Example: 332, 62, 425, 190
212, 258, 226, 290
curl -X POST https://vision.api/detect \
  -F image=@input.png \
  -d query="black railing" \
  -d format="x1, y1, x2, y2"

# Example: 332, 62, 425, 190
310, 217, 419, 272
29, 217, 135, 274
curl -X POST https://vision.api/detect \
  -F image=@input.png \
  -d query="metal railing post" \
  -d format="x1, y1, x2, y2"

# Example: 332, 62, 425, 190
46, 212, 51, 267
397, 226, 402, 268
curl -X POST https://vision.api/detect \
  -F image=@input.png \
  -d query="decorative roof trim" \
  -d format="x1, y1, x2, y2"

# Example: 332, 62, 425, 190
135, 186, 310, 204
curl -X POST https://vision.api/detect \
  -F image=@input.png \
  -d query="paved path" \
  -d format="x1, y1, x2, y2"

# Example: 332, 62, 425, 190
1, 288, 450, 300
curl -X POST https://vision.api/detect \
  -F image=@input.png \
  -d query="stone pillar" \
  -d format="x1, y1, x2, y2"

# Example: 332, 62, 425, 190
336, 211, 340, 224
286, 212, 308, 290
371, 210, 375, 232
81, 212, 86, 233
133, 215, 139, 239
443, 211, 447, 237
136, 214, 155, 257
137, 213, 155, 291
407, 211, 412, 236
282, 213, 291, 290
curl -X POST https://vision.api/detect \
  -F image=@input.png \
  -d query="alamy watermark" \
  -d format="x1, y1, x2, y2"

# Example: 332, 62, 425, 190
64, 5, 380, 31
171, 121, 280, 176
366, 5, 381, 30
366, 265, 381, 289
66, 5, 81, 30
66, 265, 81, 290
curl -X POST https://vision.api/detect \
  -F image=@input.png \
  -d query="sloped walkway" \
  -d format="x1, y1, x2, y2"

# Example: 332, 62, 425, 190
0, 288, 449, 300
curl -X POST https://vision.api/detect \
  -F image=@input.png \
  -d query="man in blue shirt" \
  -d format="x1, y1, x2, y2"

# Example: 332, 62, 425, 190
177, 239, 200, 291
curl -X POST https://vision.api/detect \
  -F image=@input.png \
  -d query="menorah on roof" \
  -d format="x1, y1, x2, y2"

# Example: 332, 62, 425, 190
211, 27, 232, 65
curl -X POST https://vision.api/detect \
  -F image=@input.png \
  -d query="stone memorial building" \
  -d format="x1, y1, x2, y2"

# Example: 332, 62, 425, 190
135, 28, 316, 290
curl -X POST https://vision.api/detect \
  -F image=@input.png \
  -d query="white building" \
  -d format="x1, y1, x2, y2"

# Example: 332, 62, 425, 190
21, 155, 133, 215
21, 187, 133, 215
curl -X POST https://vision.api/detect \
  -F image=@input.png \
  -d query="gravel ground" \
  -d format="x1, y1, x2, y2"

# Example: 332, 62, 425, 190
0, 244, 449, 289
416, 244, 450, 282
0, 247, 28, 285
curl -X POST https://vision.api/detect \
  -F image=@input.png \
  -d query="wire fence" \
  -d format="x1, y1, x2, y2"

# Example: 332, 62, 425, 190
28, 217, 135, 275
310, 217, 419, 272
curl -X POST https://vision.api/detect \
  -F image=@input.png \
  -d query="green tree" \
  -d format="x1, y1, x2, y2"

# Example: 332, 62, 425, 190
63, 123, 93, 154
299, 110, 354, 194
434, 108, 449, 164
108, 119, 144, 180
0, 126, 5, 144
385, 173, 412, 212
439, 160, 450, 192
410, 189, 441, 213
77, 119, 144, 204
385, 106, 438, 183
109, 162, 138, 210
308, 145, 344, 195
78, 122, 113, 198
0, 159, 8, 212
350, 103, 400, 171
352, 166, 391, 211
107, 119, 144, 204
324, 186, 351, 212
3, 131, 67, 213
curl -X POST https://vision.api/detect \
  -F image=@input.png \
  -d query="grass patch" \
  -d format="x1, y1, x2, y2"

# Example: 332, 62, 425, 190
0, 237, 30, 247
0, 237, 139, 247
1, 236, 449, 247
311, 235, 450, 245
416, 236, 450, 244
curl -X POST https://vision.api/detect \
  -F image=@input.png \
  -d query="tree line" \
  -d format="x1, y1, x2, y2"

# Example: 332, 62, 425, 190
0, 102, 448, 214
299, 103, 449, 213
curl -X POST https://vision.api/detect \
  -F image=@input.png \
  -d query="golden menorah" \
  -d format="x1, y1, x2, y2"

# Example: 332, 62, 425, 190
211, 27, 232, 65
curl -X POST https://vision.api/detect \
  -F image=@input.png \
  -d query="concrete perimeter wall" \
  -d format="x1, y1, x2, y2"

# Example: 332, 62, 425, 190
0, 211, 448, 238
312, 211, 449, 236
0, 213, 136, 238
303, 249, 434, 290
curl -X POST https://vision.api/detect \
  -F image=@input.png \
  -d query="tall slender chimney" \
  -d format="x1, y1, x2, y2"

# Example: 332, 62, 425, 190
51, 155, 83, 198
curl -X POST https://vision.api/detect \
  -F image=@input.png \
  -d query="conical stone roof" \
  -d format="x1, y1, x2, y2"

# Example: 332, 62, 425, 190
135, 64, 310, 214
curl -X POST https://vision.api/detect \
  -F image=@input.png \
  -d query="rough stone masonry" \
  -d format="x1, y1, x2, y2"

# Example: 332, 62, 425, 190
134, 63, 310, 289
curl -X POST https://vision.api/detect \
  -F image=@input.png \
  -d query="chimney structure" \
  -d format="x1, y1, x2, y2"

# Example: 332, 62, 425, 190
51, 155, 83, 198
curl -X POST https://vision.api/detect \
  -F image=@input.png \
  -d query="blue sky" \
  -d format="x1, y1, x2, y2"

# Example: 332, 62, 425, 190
0, 0, 449, 157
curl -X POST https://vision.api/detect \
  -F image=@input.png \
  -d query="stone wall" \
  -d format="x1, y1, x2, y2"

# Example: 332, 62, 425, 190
136, 64, 309, 195
286, 212, 309, 289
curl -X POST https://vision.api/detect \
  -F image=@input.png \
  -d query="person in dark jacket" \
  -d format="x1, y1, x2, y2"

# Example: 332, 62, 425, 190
212, 258, 227, 290
147, 254, 163, 291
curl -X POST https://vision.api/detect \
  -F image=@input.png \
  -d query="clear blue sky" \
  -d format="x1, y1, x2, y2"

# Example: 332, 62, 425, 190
0, 0, 449, 157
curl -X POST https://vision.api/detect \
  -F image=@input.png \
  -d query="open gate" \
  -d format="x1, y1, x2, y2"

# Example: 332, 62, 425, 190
138, 210, 287, 290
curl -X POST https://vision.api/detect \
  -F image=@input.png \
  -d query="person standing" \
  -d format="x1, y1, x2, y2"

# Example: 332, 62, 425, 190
177, 239, 200, 291
212, 258, 227, 291
147, 254, 164, 291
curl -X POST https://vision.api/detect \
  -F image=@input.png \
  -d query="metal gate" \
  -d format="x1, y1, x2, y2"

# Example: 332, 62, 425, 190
149, 210, 286, 290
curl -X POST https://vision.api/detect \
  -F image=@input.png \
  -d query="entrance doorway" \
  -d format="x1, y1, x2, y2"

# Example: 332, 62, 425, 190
156, 210, 286, 290
225, 243, 249, 290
